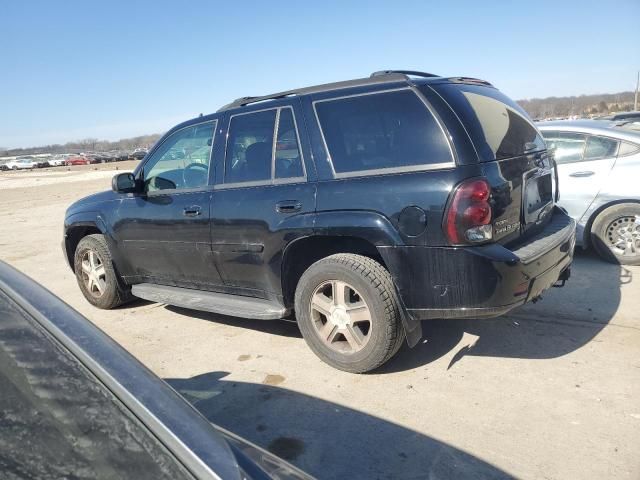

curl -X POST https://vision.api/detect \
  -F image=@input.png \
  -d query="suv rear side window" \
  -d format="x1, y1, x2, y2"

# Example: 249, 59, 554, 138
430, 84, 546, 161
314, 89, 453, 175
225, 107, 305, 184
226, 110, 276, 183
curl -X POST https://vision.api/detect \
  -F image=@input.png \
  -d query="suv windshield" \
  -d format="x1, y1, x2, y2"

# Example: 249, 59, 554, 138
428, 83, 546, 161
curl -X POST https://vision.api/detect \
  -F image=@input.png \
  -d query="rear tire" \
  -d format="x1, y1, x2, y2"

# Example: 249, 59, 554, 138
590, 203, 640, 265
294, 254, 405, 373
74, 234, 132, 309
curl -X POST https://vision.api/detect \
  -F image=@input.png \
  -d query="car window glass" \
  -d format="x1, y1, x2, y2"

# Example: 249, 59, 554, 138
225, 110, 276, 183
143, 121, 215, 192
543, 132, 587, 164
275, 108, 304, 179
428, 84, 546, 161
315, 90, 452, 175
0, 291, 192, 480
618, 141, 640, 156
584, 136, 619, 160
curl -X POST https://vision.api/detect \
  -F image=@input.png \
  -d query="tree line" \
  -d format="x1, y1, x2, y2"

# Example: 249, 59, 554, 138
0, 133, 162, 158
517, 90, 636, 119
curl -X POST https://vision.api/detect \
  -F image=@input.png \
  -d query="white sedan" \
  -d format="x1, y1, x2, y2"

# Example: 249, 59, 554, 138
5, 158, 38, 170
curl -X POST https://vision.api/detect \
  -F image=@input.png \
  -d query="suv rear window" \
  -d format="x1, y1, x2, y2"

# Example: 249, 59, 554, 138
430, 84, 546, 161
314, 89, 453, 175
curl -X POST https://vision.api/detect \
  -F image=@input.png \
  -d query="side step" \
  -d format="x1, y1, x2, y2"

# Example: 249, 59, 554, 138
131, 283, 288, 320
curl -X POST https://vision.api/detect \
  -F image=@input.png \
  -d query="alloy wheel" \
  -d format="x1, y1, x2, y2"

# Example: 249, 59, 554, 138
80, 250, 107, 297
309, 280, 373, 354
606, 215, 640, 258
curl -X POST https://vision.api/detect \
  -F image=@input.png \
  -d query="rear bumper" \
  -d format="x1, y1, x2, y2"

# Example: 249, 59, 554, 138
380, 207, 576, 321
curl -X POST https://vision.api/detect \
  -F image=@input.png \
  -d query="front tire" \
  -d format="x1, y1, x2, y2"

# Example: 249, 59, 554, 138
590, 203, 640, 266
74, 234, 132, 309
294, 254, 404, 373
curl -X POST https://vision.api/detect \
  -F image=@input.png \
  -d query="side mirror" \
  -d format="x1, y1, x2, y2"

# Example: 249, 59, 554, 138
112, 172, 138, 193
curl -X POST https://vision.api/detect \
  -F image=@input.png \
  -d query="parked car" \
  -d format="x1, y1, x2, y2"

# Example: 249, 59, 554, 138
63, 70, 575, 372
597, 111, 640, 122
65, 155, 91, 166
48, 154, 68, 166
538, 120, 640, 265
131, 147, 149, 160
5, 157, 38, 169
35, 157, 51, 168
0, 261, 312, 480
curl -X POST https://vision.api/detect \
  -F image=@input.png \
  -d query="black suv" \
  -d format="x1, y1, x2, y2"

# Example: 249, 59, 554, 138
63, 70, 575, 372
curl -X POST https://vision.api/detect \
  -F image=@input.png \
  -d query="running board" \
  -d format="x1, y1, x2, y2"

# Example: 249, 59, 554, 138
131, 283, 288, 320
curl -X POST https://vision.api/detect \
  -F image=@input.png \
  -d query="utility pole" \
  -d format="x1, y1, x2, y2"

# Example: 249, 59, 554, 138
635, 71, 639, 111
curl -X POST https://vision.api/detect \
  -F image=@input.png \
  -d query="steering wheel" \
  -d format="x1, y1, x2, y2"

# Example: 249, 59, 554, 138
183, 162, 208, 188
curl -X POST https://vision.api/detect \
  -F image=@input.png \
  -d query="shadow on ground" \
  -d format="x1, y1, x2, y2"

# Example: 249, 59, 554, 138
166, 371, 513, 480
161, 251, 630, 374
378, 250, 631, 373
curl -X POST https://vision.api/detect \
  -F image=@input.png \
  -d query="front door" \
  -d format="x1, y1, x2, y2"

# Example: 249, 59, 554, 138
546, 132, 618, 220
210, 102, 316, 300
113, 120, 224, 290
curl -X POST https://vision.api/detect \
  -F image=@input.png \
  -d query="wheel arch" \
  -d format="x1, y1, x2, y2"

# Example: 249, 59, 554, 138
281, 233, 422, 347
64, 214, 109, 272
281, 235, 388, 308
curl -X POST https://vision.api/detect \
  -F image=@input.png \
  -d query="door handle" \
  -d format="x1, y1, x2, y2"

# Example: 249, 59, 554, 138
569, 171, 595, 177
275, 200, 302, 213
183, 205, 202, 217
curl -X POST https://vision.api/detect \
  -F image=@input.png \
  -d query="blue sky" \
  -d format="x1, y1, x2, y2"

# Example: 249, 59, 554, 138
1, 0, 638, 148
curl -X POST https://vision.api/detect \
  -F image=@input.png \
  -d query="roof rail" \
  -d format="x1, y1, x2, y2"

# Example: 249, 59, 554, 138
447, 76, 493, 86
217, 73, 409, 112
370, 70, 440, 79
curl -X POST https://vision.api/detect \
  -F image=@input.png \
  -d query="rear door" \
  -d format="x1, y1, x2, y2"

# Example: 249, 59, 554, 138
210, 100, 316, 299
542, 132, 618, 220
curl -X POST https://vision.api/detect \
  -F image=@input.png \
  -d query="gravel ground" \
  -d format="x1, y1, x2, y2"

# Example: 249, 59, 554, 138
1, 165, 639, 479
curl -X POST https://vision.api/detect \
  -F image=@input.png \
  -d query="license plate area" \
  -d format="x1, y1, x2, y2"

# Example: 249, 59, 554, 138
523, 170, 553, 225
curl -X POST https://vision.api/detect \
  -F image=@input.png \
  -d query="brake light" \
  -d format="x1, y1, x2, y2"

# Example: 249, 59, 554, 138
444, 178, 493, 244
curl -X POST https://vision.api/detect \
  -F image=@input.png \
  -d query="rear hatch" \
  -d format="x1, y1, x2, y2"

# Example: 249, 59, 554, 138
428, 82, 556, 245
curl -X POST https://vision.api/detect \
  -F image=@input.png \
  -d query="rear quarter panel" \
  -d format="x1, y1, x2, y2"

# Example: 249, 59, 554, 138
315, 168, 479, 247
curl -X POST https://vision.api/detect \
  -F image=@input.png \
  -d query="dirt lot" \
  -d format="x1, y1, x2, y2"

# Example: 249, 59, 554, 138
1, 165, 639, 479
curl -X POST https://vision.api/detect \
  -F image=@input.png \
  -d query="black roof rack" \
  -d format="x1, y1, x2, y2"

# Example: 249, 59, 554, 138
370, 70, 440, 79
217, 72, 409, 112
447, 76, 493, 86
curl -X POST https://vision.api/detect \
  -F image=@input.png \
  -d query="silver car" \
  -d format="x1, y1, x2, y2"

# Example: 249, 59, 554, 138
537, 120, 640, 265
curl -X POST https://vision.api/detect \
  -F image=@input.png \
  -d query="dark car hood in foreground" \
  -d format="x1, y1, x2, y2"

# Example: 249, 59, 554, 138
0, 261, 313, 480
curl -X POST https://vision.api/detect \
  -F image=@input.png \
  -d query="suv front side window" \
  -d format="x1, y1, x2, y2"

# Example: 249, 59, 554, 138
314, 89, 453, 176
143, 121, 215, 193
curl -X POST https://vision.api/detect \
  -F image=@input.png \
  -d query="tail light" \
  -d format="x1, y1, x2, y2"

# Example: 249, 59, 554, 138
444, 178, 493, 245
